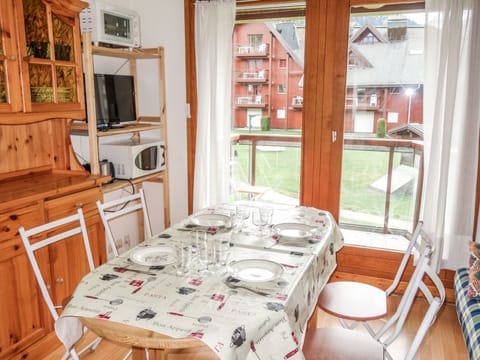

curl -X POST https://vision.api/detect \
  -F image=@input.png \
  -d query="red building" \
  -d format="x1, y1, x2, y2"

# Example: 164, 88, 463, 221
232, 19, 424, 136
232, 22, 304, 130
344, 19, 424, 136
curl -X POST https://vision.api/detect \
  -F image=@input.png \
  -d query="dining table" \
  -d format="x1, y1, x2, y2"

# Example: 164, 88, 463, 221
55, 201, 343, 360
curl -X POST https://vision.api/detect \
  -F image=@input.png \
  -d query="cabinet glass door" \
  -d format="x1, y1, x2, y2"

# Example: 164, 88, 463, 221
22, 0, 78, 104
53, 13, 77, 103
23, 0, 53, 104
0, 48, 6, 104
0, 0, 21, 111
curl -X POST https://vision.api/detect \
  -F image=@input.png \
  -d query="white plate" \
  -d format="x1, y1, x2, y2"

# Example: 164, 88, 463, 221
228, 259, 284, 282
130, 246, 177, 266
273, 223, 314, 240
191, 214, 230, 227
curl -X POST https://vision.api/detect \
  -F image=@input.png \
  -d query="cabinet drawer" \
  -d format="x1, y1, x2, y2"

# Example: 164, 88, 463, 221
0, 203, 43, 243
45, 188, 101, 221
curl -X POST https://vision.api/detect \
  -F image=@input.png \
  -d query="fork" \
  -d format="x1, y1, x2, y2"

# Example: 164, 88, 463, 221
223, 281, 271, 296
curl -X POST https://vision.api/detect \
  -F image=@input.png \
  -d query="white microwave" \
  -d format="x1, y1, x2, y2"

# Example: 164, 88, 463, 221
80, 0, 141, 48
99, 138, 165, 179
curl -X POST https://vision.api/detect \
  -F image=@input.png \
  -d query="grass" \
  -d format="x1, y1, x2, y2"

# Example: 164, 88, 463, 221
231, 129, 419, 228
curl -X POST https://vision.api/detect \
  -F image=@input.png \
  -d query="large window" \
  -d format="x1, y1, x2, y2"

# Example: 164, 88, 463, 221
231, 16, 305, 203
340, 8, 425, 234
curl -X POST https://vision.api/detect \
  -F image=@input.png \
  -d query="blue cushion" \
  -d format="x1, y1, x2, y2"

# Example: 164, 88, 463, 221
455, 268, 480, 360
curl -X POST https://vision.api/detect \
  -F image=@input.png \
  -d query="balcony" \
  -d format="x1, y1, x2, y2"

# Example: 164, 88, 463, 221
236, 95, 269, 108
235, 43, 270, 58
291, 96, 303, 109
345, 94, 381, 111
230, 132, 423, 235
236, 70, 269, 83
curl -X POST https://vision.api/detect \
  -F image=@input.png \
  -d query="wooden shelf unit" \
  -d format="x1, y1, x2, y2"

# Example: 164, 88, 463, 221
80, 32, 170, 227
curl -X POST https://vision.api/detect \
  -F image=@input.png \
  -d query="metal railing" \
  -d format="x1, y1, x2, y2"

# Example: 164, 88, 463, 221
231, 133, 424, 234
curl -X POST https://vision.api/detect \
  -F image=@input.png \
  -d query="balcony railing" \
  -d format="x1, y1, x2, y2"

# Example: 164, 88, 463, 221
235, 95, 269, 108
291, 96, 303, 109
345, 95, 381, 110
231, 133, 423, 234
236, 70, 269, 83
235, 43, 270, 57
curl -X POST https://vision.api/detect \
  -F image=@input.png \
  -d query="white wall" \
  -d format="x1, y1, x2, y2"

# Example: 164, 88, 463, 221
73, 1, 188, 227
127, 0, 188, 225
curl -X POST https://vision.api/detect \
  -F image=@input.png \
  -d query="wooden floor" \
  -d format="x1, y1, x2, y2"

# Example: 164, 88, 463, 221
44, 296, 468, 359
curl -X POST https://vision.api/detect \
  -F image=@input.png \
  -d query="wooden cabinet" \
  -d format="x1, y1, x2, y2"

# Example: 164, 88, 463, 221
0, 180, 106, 360
0, 2, 107, 358
0, 0, 87, 123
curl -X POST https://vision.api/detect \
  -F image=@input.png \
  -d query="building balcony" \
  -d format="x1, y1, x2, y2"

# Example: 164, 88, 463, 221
291, 96, 303, 109
235, 43, 270, 58
236, 70, 269, 83
345, 95, 381, 111
236, 95, 269, 108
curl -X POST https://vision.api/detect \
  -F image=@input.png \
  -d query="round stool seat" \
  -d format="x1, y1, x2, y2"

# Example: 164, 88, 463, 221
317, 281, 387, 321
303, 327, 384, 360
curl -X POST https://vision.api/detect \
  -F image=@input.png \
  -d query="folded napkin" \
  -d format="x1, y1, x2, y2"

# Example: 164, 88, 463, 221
54, 316, 84, 353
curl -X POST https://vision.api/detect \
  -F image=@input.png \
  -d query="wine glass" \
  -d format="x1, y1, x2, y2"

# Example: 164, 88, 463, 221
252, 207, 273, 236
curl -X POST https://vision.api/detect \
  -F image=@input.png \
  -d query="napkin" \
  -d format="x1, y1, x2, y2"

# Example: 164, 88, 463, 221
54, 316, 84, 353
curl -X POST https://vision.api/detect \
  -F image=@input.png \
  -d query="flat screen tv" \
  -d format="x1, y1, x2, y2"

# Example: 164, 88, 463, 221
93, 74, 136, 129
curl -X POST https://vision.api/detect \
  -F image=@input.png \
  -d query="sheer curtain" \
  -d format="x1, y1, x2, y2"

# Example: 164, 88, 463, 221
193, 0, 235, 211
423, 0, 480, 270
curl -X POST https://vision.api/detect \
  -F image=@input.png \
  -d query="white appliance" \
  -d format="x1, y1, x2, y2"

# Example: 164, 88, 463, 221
99, 138, 165, 179
80, 0, 141, 48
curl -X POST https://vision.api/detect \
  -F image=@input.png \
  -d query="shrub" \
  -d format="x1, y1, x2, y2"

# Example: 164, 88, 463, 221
376, 118, 387, 138
261, 116, 271, 131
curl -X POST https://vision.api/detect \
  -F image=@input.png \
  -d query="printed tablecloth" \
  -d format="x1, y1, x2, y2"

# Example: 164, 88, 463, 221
56, 202, 343, 359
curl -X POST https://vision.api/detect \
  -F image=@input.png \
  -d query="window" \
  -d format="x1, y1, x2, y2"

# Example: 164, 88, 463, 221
248, 34, 263, 48
340, 6, 425, 234
388, 112, 399, 123
278, 84, 286, 93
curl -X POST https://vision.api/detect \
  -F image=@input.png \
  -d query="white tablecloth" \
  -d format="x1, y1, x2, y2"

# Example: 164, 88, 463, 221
56, 202, 343, 359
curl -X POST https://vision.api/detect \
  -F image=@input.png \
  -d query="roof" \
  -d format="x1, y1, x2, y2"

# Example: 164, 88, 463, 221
347, 26, 424, 87
388, 123, 424, 138
266, 21, 304, 69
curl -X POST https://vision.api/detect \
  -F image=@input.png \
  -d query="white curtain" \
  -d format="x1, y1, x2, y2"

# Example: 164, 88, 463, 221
193, 0, 235, 211
423, 0, 480, 270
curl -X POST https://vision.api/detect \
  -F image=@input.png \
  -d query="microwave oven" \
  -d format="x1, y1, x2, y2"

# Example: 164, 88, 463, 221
80, 0, 141, 48
99, 138, 165, 179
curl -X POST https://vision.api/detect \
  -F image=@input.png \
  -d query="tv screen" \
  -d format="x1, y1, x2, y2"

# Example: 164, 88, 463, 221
93, 74, 136, 128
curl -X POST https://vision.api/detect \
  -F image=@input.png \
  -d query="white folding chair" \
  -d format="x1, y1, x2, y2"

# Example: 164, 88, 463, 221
304, 241, 446, 360
18, 208, 101, 360
96, 188, 152, 257
317, 221, 429, 337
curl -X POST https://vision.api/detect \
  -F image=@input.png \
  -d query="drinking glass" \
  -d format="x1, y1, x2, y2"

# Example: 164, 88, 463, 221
192, 230, 212, 274
213, 235, 231, 268
174, 238, 191, 276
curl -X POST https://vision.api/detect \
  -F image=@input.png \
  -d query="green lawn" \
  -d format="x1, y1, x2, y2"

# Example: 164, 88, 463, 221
231, 130, 418, 228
